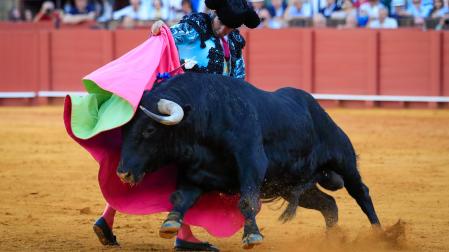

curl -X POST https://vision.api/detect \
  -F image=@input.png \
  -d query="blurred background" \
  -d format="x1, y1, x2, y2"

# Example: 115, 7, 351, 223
0, 0, 448, 108
0, 0, 448, 29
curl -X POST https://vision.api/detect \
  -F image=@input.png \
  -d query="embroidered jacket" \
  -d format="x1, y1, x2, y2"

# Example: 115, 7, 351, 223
170, 13, 246, 79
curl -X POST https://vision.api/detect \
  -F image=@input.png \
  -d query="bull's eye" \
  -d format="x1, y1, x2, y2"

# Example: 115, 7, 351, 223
142, 127, 155, 139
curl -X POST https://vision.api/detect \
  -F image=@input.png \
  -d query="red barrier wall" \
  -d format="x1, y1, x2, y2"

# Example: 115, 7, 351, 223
0, 22, 53, 30
0, 31, 40, 92
0, 25, 448, 107
50, 30, 113, 91
246, 28, 308, 91
114, 29, 150, 57
314, 29, 376, 94
380, 30, 431, 95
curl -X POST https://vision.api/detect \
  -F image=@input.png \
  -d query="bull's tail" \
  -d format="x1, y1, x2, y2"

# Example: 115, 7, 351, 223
278, 201, 298, 223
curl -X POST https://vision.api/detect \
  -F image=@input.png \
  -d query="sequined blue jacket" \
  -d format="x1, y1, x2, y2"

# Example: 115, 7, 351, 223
170, 13, 246, 79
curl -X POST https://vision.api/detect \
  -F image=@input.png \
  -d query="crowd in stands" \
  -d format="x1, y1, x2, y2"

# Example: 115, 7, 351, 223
4, 0, 449, 29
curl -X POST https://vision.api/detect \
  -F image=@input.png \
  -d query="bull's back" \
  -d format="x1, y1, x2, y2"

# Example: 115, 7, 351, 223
264, 87, 355, 166
167, 73, 347, 149
278, 87, 356, 163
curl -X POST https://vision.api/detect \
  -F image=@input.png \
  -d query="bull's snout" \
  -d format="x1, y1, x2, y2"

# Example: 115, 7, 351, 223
117, 170, 132, 181
116, 160, 145, 185
117, 166, 138, 185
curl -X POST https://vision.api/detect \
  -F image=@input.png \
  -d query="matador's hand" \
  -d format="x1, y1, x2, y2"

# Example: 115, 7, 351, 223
151, 20, 165, 36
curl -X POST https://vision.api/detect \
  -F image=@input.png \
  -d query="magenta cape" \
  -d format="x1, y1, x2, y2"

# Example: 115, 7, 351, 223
63, 26, 244, 237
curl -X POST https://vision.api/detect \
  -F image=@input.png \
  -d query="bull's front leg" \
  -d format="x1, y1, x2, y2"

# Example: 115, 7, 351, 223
235, 145, 268, 249
159, 184, 202, 239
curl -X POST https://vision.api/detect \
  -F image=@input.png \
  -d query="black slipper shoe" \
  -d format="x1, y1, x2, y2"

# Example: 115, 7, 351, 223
174, 238, 219, 251
93, 217, 119, 246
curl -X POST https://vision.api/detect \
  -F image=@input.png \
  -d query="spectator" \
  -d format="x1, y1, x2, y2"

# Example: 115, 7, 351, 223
148, 0, 169, 20
341, 12, 358, 27
249, 0, 267, 15
313, 13, 327, 26
369, 6, 398, 27
8, 0, 32, 22
284, 0, 313, 20
319, 0, 341, 18
267, 0, 288, 17
249, 0, 277, 27
121, 15, 138, 28
357, 8, 370, 26
167, 0, 182, 21
188, 0, 206, 12
429, 0, 449, 18
181, 0, 193, 15
63, 0, 96, 24
33, 1, 61, 23
331, 0, 357, 19
359, 0, 385, 20
25, 9, 33, 21
429, 0, 449, 29
353, 0, 369, 7
406, 0, 432, 25
414, 0, 434, 11
196, 0, 208, 13
113, 0, 151, 21
258, 8, 270, 27
96, 0, 114, 23
266, 0, 288, 27
256, 8, 278, 28
168, 0, 193, 22
390, 0, 409, 18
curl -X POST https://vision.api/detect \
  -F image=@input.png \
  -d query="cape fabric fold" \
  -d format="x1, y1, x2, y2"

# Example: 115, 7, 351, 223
63, 26, 244, 237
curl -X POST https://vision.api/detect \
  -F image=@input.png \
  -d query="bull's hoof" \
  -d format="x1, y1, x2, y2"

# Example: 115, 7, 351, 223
159, 220, 181, 239
242, 233, 263, 249
93, 217, 119, 246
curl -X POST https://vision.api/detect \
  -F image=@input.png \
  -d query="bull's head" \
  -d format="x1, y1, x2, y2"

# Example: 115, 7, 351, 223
116, 98, 184, 185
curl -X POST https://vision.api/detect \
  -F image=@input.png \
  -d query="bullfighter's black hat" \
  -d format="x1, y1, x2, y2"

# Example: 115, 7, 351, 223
205, 0, 260, 29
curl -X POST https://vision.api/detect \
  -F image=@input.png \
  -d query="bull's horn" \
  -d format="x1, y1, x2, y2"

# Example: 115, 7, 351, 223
139, 99, 184, 125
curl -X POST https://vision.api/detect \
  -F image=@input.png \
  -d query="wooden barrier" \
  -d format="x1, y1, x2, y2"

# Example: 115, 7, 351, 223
0, 21, 53, 30
315, 29, 375, 94
0, 30, 40, 92
114, 29, 150, 57
246, 28, 308, 91
379, 30, 433, 96
0, 25, 448, 108
50, 29, 113, 91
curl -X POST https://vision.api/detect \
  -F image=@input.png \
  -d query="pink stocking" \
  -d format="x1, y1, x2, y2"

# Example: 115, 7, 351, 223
177, 224, 201, 243
101, 204, 116, 229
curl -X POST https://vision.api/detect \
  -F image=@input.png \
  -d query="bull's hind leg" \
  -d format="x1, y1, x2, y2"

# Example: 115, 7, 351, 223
159, 185, 202, 239
297, 185, 339, 228
339, 164, 380, 226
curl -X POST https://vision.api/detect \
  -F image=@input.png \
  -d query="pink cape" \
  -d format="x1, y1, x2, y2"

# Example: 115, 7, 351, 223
63, 26, 244, 237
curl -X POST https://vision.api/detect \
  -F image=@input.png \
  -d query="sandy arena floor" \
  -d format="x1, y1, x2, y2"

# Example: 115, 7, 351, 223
1, 106, 449, 251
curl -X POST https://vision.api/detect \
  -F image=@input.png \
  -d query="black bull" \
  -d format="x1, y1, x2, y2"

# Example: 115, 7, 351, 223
117, 72, 380, 248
